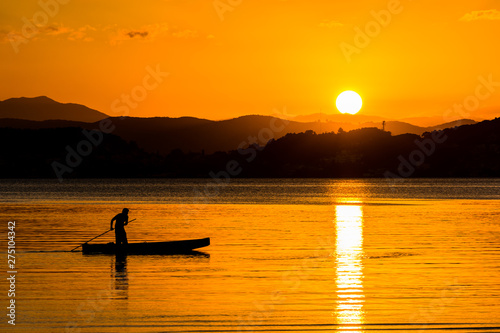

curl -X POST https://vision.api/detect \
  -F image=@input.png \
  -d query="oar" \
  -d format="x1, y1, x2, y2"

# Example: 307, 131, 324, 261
70, 219, 136, 252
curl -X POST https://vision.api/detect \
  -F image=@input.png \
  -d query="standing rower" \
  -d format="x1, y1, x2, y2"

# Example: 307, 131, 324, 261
110, 208, 129, 246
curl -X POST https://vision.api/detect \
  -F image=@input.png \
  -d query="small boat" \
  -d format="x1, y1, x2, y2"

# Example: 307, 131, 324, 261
81, 237, 210, 255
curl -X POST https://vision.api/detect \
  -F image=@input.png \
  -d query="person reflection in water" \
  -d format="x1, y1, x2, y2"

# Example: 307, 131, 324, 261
114, 254, 129, 296
110, 208, 129, 246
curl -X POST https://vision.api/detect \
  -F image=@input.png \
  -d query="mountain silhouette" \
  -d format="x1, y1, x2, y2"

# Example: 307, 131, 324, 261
0, 114, 476, 155
0, 97, 480, 151
284, 112, 480, 128
0, 96, 109, 122
222, 117, 500, 178
1, 117, 499, 179
0, 127, 163, 179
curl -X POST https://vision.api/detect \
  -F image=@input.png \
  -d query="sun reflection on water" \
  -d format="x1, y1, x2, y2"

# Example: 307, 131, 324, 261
335, 204, 364, 331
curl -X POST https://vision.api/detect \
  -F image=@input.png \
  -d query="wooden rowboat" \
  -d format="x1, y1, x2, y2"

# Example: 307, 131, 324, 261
81, 237, 210, 255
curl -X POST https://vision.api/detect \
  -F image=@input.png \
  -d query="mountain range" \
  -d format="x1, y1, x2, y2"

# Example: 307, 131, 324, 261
0, 96, 480, 154
0, 96, 108, 122
2, 117, 499, 179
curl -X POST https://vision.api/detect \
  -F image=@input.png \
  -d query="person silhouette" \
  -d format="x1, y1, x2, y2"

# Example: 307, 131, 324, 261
110, 208, 129, 247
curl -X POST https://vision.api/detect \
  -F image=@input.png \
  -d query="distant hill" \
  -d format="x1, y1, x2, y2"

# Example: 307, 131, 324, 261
0, 96, 109, 122
222, 117, 500, 178
286, 112, 388, 124
399, 116, 460, 127
0, 97, 479, 154
385, 119, 476, 135
287, 112, 479, 128
0, 115, 477, 154
0, 127, 164, 179
1, 117, 499, 179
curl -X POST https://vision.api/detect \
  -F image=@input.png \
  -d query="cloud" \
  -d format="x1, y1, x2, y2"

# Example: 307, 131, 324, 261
0, 30, 14, 44
43, 24, 72, 36
68, 25, 96, 42
108, 23, 204, 45
459, 9, 500, 22
126, 31, 149, 38
109, 23, 169, 45
318, 20, 343, 28
0, 23, 96, 44
0, 21, 202, 46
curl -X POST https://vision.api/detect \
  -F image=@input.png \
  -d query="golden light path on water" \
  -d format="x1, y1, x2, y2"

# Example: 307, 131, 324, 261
335, 203, 365, 331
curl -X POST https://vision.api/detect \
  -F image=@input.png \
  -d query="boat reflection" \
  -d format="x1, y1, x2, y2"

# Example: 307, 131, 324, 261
112, 254, 129, 299
335, 204, 364, 332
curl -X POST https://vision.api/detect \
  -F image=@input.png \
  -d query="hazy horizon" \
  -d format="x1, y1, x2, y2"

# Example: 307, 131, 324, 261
0, 95, 495, 125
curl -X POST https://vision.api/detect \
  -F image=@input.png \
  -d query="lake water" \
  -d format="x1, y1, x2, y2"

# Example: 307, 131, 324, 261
0, 178, 499, 332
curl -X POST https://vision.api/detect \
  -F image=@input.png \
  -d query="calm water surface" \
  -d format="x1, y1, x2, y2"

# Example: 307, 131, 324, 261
0, 179, 499, 332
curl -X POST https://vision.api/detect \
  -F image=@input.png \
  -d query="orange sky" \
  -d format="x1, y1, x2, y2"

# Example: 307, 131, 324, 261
1, 0, 500, 120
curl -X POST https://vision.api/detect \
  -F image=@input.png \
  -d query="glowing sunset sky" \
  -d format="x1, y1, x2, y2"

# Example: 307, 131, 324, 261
1, 0, 499, 120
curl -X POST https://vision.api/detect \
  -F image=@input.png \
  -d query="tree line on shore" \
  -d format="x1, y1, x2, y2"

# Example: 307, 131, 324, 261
1, 117, 499, 180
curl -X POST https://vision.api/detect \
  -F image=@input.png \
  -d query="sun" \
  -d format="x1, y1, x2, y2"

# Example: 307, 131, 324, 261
336, 91, 362, 115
